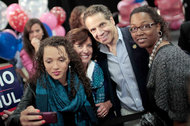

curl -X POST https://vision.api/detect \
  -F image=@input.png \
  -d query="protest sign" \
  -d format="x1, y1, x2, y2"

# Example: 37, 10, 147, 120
0, 64, 23, 115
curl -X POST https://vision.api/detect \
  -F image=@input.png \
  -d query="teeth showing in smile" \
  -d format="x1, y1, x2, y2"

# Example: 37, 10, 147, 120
137, 38, 146, 43
81, 55, 89, 59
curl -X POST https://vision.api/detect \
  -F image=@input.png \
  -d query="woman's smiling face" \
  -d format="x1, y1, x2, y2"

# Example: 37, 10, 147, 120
73, 37, 93, 68
130, 12, 161, 51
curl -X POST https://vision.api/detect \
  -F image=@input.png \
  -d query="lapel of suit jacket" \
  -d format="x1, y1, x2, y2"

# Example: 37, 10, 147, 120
120, 27, 140, 82
120, 27, 149, 109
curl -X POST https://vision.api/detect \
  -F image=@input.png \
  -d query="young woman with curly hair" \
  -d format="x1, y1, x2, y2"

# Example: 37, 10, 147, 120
7, 36, 97, 126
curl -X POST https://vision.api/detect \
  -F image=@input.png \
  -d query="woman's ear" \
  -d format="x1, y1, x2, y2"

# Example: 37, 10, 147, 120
156, 23, 161, 33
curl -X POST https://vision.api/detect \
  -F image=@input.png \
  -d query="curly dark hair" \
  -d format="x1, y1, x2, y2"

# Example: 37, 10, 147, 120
69, 6, 87, 29
129, 5, 169, 40
31, 36, 92, 99
23, 18, 49, 59
66, 27, 98, 60
83, 4, 113, 25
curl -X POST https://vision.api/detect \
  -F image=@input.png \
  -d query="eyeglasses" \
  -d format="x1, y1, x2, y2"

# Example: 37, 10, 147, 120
129, 23, 156, 33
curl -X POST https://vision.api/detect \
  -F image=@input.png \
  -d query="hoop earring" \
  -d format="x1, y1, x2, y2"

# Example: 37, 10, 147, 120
69, 65, 71, 72
158, 31, 162, 37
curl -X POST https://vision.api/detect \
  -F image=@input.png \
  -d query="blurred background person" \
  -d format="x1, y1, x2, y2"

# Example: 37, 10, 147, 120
178, 21, 190, 54
20, 18, 49, 80
69, 6, 87, 29
182, 0, 190, 21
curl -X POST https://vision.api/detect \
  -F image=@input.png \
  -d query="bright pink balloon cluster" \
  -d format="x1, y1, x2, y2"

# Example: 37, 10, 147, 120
44, 6, 66, 36
5, 3, 67, 36
50, 6, 66, 25
156, 0, 184, 30
53, 25, 66, 36
8, 9, 28, 32
117, 0, 142, 27
6, 3, 21, 20
40, 12, 58, 30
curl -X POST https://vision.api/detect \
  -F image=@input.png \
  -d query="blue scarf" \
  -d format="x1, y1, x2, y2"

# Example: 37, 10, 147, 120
36, 73, 97, 126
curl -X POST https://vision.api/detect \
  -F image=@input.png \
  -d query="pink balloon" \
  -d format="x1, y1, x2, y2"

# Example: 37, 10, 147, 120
157, 0, 184, 23
117, 0, 134, 11
50, 6, 66, 25
6, 3, 21, 20
53, 25, 66, 36
40, 12, 58, 30
118, 1, 128, 12
118, 3, 141, 27
169, 20, 183, 30
3, 29, 17, 38
8, 9, 29, 32
119, 16, 130, 26
117, 0, 136, 16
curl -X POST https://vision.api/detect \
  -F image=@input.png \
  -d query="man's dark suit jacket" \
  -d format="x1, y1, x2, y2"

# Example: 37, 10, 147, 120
96, 27, 149, 116
183, 0, 190, 21
178, 21, 190, 54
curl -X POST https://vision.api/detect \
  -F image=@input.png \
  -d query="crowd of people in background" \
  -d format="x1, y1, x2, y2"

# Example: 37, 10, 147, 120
0, 1, 190, 126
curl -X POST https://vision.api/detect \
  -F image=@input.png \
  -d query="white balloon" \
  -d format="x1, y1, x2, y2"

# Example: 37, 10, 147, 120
0, 1, 8, 30
19, 0, 48, 18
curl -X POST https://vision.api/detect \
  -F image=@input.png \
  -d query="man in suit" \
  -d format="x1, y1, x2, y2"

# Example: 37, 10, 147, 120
183, 0, 190, 21
178, 21, 190, 54
83, 4, 149, 126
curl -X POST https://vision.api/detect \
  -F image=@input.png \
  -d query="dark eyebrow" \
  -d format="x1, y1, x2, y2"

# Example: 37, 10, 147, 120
59, 56, 66, 60
99, 22, 105, 26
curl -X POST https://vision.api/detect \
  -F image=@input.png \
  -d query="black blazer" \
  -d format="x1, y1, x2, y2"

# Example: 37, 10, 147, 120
178, 21, 190, 54
183, 0, 190, 21
96, 27, 149, 116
